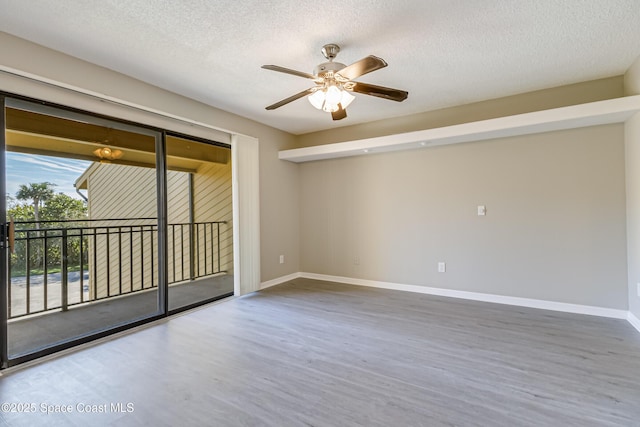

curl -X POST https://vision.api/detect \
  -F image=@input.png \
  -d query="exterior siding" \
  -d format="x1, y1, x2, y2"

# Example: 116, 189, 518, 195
83, 159, 232, 300
194, 161, 233, 277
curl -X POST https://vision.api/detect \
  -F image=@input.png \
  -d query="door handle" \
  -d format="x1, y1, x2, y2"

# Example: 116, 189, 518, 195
7, 217, 15, 254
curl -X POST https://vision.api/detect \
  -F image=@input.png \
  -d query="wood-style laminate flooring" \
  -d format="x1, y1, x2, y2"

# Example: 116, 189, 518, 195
1, 278, 639, 426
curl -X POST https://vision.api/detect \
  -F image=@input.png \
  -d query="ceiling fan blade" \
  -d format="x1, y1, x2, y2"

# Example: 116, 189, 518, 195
336, 56, 387, 80
262, 65, 317, 80
331, 105, 347, 121
265, 88, 315, 110
351, 82, 408, 102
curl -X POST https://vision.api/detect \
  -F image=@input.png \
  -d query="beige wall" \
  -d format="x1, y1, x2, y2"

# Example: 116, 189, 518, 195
625, 55, 640, 319
0, 31, 299, 283
300, 124, 628, 309
259, 126, 300, 279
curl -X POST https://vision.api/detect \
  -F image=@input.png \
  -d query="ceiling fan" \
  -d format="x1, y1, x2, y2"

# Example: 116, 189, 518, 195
262, 44, 408, 121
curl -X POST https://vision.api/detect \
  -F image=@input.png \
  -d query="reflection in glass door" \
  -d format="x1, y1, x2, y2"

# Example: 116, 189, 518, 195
2, 98, 163, 361
165, 134, 233, 311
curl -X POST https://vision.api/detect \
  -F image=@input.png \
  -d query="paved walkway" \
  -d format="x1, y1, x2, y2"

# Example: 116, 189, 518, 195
10, 271, 89, 317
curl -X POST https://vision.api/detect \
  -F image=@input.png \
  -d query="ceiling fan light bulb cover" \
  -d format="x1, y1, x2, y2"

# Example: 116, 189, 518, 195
308, 90, 325, 110
340, 90, 355, 108
322, 104, 339, 113
325, 85, 342, 104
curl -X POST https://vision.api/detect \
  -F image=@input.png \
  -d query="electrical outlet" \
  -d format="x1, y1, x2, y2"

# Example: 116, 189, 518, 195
353, 256, 360, 265
637, 282, 640, 297
279, 255, 284, 264
438, 262, 446, 273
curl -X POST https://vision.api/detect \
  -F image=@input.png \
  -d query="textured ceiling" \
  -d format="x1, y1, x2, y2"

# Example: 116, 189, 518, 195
1, 1, 640, 135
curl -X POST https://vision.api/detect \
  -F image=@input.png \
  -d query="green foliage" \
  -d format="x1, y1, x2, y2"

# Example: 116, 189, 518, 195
8, 184, 88, 278
15, 182, 56, 224
41, 193, 87, 222
7, 204, 34, 222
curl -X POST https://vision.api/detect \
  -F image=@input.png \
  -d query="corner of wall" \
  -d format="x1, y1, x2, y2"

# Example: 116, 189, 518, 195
624, 54, 640, 321
629, 311, 640, 333
624, 54, 640, 96
625, 114, 640, 320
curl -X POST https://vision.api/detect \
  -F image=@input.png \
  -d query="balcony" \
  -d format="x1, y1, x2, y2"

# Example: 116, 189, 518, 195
7, 218, 233, 357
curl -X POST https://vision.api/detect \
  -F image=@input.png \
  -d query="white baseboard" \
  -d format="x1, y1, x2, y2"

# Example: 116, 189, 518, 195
260, 272, 302, 290
628, 312, 640, 333
299, 272, 629, 320
260, 272, 636, 328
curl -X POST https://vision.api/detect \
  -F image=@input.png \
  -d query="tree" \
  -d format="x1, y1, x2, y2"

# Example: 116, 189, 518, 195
8, 193, 87, 277
16, 182, 56, 227
41, 193, 87, 223
40, 193, 88, 267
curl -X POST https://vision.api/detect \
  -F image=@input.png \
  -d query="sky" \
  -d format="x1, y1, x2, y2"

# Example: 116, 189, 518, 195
5, 152, 92, 202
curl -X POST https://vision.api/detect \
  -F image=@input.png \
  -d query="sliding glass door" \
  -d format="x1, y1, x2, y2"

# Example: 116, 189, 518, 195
165, 134, 234, 311
1, 97, 165, 364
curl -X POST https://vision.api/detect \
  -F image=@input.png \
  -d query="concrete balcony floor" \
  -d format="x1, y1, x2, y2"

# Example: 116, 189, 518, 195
7, 274, 234, 358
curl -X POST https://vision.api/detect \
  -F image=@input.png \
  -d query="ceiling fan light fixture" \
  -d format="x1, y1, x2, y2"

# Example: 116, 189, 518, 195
308, 84, 355, 113
308, 87, 341, 112
93, 146, 123, 160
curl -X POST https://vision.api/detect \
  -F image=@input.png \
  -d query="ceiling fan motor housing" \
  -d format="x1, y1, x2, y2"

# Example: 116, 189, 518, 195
314, 61, 347, 77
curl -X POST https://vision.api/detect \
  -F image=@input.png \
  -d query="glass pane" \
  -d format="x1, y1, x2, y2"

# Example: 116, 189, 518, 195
165, 135, 233, 311
4, 99, 161, 358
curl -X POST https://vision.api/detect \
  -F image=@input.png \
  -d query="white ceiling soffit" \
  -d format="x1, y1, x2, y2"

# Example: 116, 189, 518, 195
1, 1, 640, 135
279, 96, 640, 162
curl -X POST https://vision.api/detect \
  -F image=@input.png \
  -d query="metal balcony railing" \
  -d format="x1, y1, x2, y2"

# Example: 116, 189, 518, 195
7, 218, 227, 319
